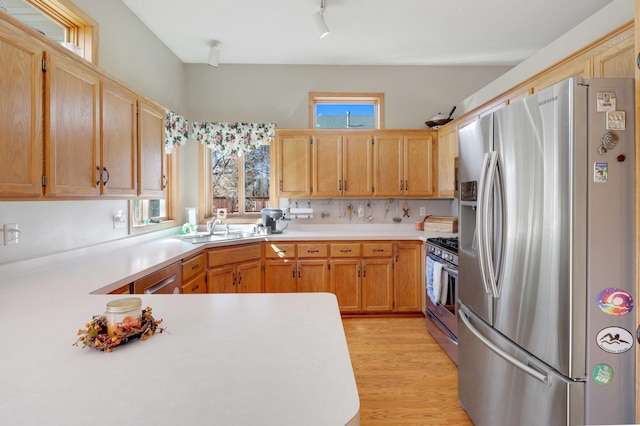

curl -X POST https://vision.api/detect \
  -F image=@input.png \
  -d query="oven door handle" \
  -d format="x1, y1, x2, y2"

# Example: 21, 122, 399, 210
442, 266, 458, 277
427, 254, 458, 277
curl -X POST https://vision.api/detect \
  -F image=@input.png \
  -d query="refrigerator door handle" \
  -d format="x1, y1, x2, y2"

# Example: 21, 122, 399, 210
476, 152, 493, 295
483, 151, 501, 298
459, 307, 550, 386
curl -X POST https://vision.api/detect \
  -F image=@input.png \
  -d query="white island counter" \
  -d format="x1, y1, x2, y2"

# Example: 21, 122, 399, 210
0, 291, 360, 425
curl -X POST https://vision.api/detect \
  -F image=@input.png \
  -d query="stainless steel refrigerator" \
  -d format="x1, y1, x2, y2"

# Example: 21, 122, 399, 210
457, 77, 636, 426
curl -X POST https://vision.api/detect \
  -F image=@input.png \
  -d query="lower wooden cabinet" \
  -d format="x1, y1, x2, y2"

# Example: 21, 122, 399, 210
182, 252, 206, 294
393, 242, 423, 312
263, 243, 330, 293
206, 243, 262, 293
330, 259, 361, 312
330, 242, 394, 313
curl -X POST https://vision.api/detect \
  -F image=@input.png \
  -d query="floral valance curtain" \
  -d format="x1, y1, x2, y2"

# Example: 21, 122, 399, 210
192, 122, 276, 156
164, 110, 189, 154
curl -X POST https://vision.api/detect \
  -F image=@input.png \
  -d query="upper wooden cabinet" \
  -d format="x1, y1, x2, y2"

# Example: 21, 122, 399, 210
276, 129, 436, 199
373, 131, 436, 197
0, 22, 43, 197
312, 132, 373, 197
0, 13, 167, 200
436, 126, 458, 199
276, 130, 312, 197
137, 99, 166, 198
100, 78, 138, 197
44, 50, 100, 197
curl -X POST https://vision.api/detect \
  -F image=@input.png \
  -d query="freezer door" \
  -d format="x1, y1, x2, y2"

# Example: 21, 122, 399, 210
458, 305, 585, 426
491, 79, 586, 378
458, 115, 494, 324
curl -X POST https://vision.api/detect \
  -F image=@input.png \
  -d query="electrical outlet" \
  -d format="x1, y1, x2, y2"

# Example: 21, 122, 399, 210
419, 207, 426, 216
3, 223, 20, 246
216, 208, 227, 219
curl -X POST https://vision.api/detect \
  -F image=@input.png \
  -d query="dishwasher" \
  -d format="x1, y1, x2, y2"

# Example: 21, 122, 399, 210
133, 261, 182, 294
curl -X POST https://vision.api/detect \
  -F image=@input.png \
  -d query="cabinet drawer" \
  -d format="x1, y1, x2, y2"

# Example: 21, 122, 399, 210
297, 243, 328, 258
207, 243, 262, 267
264, 242, 296, 259
182, 273, 206, 294
182, 252, 205, 282
330, 243, 361, 258
363, 242, 393, 257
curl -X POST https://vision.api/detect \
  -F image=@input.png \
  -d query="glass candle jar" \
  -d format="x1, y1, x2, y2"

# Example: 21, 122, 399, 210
105, 297, 142, 336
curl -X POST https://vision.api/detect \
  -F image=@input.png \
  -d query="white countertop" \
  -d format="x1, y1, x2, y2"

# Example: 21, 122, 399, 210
0, 224, 453, 425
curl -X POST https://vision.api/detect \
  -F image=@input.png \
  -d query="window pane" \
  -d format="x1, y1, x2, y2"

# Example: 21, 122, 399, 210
316, 103, 375, 129
211, 150, 239, 214
244, 145, 270, 213
132, 199, 166, 226
2, 0, 66, 43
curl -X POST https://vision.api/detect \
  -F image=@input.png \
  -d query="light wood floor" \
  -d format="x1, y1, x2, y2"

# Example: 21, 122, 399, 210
342, 316, 473, 425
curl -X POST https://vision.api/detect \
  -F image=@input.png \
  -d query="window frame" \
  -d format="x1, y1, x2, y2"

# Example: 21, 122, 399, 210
129, 150, 180, 235
25, 0, 98, 64
308, 92, 385, 129
198, 144, 269, 222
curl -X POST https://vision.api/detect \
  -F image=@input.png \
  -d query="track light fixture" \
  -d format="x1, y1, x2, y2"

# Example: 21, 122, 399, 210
312, 0, 330, 39
207, 43, 220, 67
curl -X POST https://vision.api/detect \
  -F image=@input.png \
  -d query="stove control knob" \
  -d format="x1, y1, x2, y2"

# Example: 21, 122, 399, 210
443, 253, 450, 261
435, 249, 442, 257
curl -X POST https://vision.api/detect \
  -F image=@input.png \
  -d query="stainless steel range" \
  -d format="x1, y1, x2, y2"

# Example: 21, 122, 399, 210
425, 237, 458, 364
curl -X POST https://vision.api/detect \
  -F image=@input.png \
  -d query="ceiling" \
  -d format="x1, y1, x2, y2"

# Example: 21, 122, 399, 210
121, 0, 614, 67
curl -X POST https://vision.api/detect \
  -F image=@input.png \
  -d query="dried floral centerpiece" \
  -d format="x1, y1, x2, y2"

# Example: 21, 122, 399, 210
73, 305, 165, 352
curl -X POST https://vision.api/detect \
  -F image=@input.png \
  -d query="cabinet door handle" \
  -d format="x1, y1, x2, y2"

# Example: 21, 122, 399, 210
192, 284, 199, 292
399, 180, 404, 191
373, 249, 385, 253
191, 263, 199, 270
357, 265, 361, 277
405, 180, 408, 191
298, 267, 301, 278
238, 272, 242, 285
344, 180, 347, 191
161, 175, 168, 189
339, 180, 342, 191
279, 180, 283, 191
103, 167, 110, 186
232, 272, 236, 285
340, 249, 352, 253
96, 166, 102, 185
395, 249, 399, 262
307, 249, 319, 253
292, 266, 295, 278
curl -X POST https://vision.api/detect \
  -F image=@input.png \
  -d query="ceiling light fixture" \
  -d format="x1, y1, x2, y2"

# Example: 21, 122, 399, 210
207, 43, 220, 67
312, 0, 329, 39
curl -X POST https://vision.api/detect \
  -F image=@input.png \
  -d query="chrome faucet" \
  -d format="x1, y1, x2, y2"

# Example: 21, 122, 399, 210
208, 218, 229, 235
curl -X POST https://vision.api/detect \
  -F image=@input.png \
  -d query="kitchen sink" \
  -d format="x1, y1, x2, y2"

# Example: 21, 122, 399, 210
181, 231, 261, 244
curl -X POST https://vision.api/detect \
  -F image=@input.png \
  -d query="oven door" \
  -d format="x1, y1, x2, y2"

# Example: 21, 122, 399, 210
133, 262, 182, 294
425, 253, 458, 364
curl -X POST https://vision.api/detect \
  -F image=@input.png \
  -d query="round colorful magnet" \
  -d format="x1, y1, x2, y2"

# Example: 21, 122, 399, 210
596, 288, 634, 316
596, 326, 634, 354
592, 363, 613, 386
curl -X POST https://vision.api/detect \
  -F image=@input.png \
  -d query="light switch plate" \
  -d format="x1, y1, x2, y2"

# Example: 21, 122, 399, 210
3, 223, 19, 246
113, 214, 127, 229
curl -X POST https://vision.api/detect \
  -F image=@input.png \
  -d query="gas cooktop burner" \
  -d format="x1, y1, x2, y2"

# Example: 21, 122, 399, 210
427, 237, 458, 252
